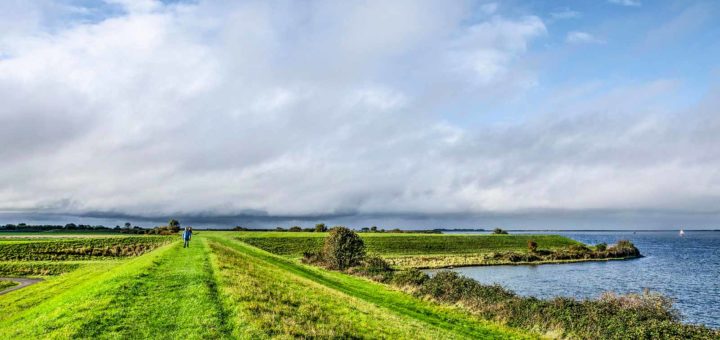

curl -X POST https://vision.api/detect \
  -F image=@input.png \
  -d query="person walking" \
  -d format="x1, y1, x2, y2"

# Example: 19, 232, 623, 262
182, 226, 193, 248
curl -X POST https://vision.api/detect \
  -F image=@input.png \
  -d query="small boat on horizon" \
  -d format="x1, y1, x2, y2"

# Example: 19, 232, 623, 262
679, 229, 685, 237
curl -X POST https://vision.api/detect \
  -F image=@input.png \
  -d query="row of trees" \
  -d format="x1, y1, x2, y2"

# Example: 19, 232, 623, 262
1, 219, 184, 235
235, 224, 441, 234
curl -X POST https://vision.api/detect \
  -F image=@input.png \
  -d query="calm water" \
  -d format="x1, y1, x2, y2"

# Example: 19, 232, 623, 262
430, 231, 720, 328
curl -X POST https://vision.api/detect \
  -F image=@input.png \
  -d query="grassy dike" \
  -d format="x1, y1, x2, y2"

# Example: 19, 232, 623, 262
0, 232, 532, 339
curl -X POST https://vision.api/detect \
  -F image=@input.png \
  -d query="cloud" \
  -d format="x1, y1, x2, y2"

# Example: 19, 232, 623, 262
608, 0, 641, 7
0, 1, 719, 229
0, 1, 547, 218
565, 31, 604, 44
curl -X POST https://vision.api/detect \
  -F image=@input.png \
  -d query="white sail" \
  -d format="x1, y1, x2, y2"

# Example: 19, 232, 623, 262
679, 229, 685, 236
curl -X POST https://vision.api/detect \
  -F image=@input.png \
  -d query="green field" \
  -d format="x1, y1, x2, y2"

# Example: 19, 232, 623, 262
237, 232, 591, 268
0, 232, 531, 339
239, 232, 580, 256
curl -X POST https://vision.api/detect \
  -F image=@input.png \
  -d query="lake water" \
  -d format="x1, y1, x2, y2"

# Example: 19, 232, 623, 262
430, 231, 720, 328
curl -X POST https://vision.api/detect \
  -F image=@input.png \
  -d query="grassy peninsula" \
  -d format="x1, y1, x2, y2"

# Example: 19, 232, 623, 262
238, 232, 641, 268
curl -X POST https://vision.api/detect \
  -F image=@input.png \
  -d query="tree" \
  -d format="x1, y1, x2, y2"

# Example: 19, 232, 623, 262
314, 223, 328, 232
124, 222, 132, 229
370, 226, 378, 232
492, 228, 508, 235
323, 227, 366, 270
168, 219, 181, 233
289, 226, 303, 232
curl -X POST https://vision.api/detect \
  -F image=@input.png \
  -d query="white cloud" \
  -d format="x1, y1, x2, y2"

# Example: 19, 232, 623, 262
609, 0, 641, 7
0, 1, 548, 218
566, 31, 604, 44
451, 16, 546, 85
1, 1, 719, 228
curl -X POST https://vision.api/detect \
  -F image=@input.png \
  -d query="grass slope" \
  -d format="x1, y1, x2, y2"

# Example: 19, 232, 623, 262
208, 233, 530, 339
0, 233, 532, 339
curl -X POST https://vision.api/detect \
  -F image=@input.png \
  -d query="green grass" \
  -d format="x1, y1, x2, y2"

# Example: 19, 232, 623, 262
237, 232, 587, 268
0, 232, 531, 339
208, 233, 529, 339
238, 232, 580, 257
0, 280, 18, 291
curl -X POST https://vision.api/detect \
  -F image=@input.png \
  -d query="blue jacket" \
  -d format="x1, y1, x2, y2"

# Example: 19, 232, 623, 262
182, 229, 192, 240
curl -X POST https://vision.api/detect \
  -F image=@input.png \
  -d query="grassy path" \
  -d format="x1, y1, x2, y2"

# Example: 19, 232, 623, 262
72, 239, 231, 338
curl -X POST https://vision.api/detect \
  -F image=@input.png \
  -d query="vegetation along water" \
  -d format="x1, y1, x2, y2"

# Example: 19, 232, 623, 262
0, 229, 717, 339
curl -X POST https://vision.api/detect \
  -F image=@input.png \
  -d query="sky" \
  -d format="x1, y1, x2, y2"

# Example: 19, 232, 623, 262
1, 0, 719, 229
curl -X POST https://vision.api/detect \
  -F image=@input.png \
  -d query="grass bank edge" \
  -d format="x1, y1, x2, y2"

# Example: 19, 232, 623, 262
207, 232, 535, 339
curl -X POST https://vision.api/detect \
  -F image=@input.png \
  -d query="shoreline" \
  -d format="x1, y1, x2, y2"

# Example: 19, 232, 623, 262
388, 254, 643, 269
409, 255, 643, 270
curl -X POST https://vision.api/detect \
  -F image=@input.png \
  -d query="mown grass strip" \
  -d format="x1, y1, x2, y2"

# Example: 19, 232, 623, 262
208, 233, 533, 339
71, 239, 232, 339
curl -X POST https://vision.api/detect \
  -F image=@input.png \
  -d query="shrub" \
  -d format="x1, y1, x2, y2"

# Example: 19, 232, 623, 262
567, 244, 591, 253
301, 251, 324, 265
607, 240, 641, 258
492, 228, 508, 234
595, 242, 607, 251
392, 269, 429, 287
322, 227, 366, 270
350, 256, 394, 282
314, 223, 328, 232
418, 271, 515, 304
362, 256, 392, 274
289, 226, 303, 232
527, 240, 538, 252
408, 271, 717, 339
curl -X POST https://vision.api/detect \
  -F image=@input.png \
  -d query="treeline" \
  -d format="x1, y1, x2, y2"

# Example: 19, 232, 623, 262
0, 219, 186, 235
234, 223, 441, 234
1, 223, 112, 232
